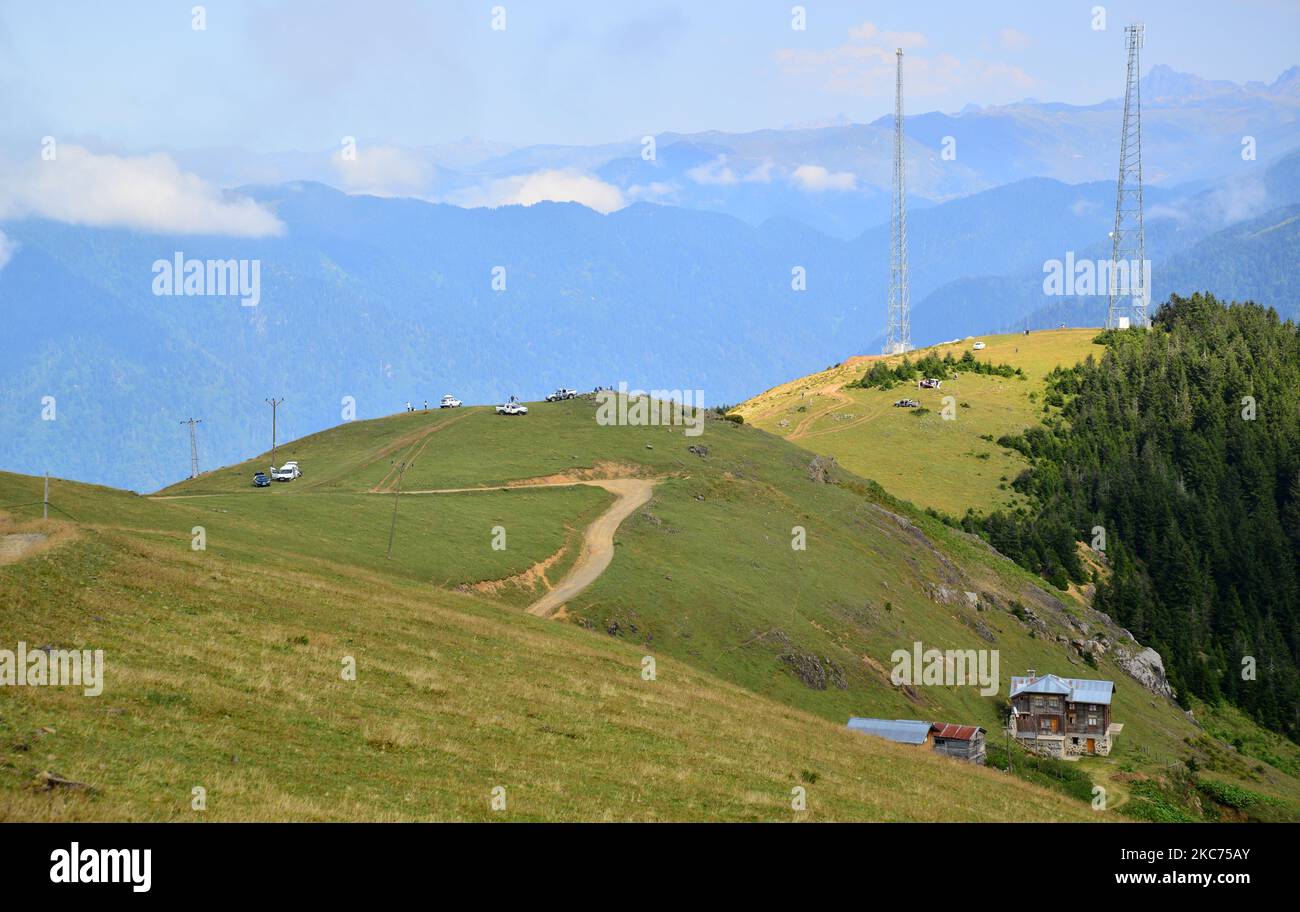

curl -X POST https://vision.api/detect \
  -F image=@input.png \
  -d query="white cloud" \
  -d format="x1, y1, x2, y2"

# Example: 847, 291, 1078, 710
448, 169, 626, 213
998, 28, 1031, 51
330, 144, 432, 197
848, 22, 926, 49
791, 164, 857, 192
627, 181, 676, 200
743, 160, 776, 183
775, 20, 1035, 100
0, 146, 284, 237
687, 155, 738, 186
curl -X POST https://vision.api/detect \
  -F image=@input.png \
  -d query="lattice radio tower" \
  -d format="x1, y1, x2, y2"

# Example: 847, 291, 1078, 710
180, 417, 202, 479
1107, 23, 1146, 329
885, 48, 911, 355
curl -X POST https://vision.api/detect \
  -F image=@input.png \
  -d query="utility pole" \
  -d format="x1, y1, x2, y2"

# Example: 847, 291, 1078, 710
1107, 23, 1146, 329
180, 417, 202, 479
265, 398, 284, 467
885, 47, 911, 355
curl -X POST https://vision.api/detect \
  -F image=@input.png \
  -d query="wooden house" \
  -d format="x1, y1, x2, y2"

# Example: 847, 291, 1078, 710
1008, 672, 1121, 758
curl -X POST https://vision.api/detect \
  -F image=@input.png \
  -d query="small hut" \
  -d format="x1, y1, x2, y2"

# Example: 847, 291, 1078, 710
929, 723, 987, 764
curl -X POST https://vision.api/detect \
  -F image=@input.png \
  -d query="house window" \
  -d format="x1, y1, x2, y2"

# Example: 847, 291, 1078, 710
1088, 714, 1099, 727
1072, 737, 1079, 745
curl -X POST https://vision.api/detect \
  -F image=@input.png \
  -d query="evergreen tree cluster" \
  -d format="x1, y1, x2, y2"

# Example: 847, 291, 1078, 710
962, 294, 1300, 738
852, 349, 1023, 390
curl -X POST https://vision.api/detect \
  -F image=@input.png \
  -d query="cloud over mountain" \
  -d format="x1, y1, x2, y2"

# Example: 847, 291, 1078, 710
448, 169, 626, 213
0, 146, 284, 237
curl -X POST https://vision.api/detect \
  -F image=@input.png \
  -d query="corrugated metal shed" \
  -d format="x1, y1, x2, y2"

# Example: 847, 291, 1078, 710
1009, 673, 1115, 705
931, 723, 986, 741
846, 718, 932, 744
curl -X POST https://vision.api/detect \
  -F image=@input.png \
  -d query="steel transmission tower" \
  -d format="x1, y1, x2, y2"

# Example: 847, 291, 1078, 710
885, 48, 911, 355
1107, 23, 1146, 329
180, 417, 202, 479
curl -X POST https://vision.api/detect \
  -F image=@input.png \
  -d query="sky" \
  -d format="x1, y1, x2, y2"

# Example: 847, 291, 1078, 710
1, 0, 1297, 154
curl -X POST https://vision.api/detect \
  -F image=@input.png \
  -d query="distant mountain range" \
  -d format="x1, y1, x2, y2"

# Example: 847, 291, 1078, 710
4, 146, 1299, 492
2, 65, 1299, 492
167, 64, 1300, 239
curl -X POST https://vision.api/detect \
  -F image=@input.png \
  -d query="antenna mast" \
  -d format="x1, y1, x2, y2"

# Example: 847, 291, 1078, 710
1107, 23, 1146, 329
885, 48, 911, 355
180, 417, 202, 479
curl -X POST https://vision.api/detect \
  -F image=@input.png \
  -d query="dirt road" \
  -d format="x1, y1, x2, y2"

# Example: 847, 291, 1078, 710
389, 475, 658, 618
525, 478, 656, 618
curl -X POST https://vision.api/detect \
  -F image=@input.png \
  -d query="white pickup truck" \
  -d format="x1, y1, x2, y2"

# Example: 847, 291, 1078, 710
545, 388, 577, 402
495, 397, 528, 416
272, 461, 301, 481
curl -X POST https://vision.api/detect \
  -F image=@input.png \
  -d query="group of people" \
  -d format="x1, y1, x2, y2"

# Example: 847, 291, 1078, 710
404, 400, 429, 412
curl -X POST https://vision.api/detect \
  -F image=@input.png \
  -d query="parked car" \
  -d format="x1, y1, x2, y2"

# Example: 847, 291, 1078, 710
893, 398, 921, 408
440, 394, 462, 408
252, 472, 271, 487
271, 462, 301, 482
919, 378, 942, 390
546, 388, 577, 402
972, 341, 986, 350
495, 396, 529, 416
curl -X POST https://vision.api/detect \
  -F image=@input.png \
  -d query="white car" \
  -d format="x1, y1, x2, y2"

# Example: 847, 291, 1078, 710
546, 388, 577, 402
495, 396, 528, 416
440, 394, 462, 408
972, 341, 986, 350
271, 461, 301, 482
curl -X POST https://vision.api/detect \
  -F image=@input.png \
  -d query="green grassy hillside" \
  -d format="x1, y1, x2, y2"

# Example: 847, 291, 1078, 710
736, 330, 1102, 516
3, 385, 1297, 821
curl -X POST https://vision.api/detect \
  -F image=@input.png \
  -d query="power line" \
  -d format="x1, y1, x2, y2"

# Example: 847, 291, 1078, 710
179, 417, 202, 479
885, 47, 911, 355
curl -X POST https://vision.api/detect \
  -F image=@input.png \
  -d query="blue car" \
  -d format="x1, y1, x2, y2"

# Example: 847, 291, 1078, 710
252, 472, 271, 487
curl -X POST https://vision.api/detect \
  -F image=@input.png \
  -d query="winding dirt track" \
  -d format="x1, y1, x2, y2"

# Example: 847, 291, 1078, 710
524, 478, 655, 618
152, 472, 658, 619
393, 476, 658, 618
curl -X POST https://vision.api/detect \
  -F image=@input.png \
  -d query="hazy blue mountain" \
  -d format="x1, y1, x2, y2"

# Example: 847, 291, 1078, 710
4, 144, 1298, 492
155, 65, 1300, 240
905, 150, 1300, 340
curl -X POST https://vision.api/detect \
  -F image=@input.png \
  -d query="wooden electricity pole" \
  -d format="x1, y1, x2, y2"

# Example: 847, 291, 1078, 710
265, 398, 284, 466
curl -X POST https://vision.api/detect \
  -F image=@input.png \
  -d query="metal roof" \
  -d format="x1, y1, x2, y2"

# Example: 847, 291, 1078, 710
846, 718, 932, 744
931, 723, 986, 740
1009, 673, 1115, 705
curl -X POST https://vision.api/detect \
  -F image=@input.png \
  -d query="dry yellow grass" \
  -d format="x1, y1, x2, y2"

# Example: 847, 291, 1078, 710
0, 530, 1099, 822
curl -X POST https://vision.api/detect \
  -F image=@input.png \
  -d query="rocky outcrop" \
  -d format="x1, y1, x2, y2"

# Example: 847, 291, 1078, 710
807, 454, 839, 484
780, 652, 849, 690
1114, 645, 1176, 700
